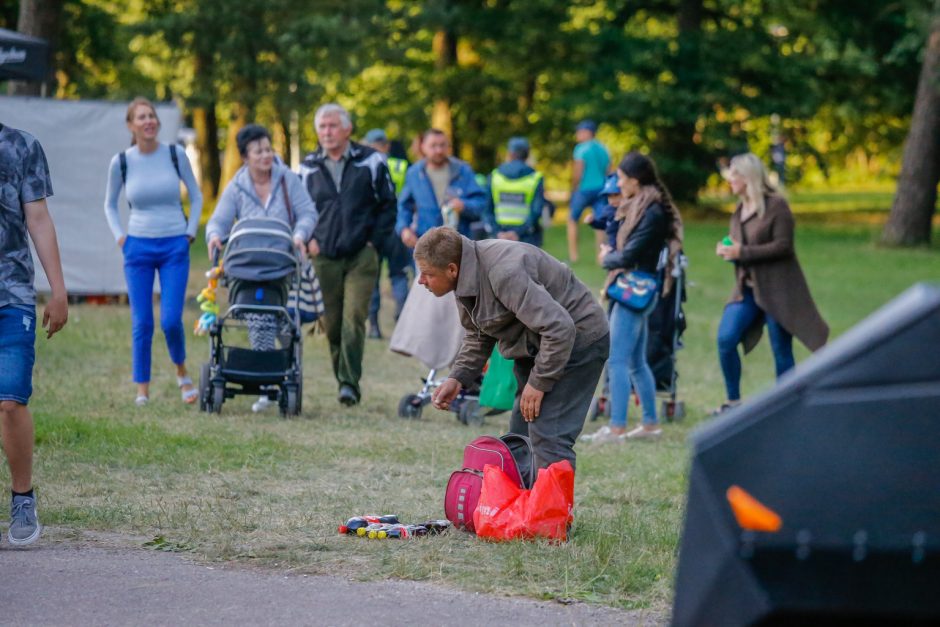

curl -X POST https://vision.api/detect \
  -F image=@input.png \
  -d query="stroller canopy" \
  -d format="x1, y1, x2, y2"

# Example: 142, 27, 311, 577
223, 217, 296, 282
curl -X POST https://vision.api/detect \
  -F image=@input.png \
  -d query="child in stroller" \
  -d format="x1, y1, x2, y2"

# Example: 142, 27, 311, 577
198, 217, 304, 416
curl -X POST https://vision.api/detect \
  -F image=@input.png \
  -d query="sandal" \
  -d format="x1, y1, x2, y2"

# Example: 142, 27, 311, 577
178, 376, 198, 404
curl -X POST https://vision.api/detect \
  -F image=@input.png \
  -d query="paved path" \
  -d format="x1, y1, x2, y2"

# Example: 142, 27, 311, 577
1, 532, 665, 626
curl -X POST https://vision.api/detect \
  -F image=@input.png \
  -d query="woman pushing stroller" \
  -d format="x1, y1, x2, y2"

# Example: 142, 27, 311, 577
206, 124, 317, 411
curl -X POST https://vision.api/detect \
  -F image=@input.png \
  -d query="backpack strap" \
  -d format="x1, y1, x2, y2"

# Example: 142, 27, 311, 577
119, 151, 132, 209
280, 177, 294, 226
169, 144, 186, 221
169, 143, 181, 178
119, 146, 184, 216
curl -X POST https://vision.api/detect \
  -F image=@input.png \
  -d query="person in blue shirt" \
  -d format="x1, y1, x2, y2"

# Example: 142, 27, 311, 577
483, 137, 545, 247
396, 129, 486, 248
567, 119, 610, 263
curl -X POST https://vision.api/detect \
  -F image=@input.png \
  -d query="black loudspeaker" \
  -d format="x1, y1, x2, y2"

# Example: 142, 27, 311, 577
672, 283, 940, 626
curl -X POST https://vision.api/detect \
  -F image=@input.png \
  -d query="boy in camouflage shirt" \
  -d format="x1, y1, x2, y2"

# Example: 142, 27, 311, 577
0, 123, 68, 545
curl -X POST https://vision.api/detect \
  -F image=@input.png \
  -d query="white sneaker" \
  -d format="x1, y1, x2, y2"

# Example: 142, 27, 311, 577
135, 395, 149, 407
251, 395, 273, 413
625, 425, 663, 440
580, 425, 626, 444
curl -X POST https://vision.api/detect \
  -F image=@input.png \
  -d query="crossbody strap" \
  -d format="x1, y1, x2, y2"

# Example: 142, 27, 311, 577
280, 177, 294, 226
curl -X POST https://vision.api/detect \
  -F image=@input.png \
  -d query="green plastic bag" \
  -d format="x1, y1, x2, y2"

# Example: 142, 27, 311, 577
478, 347, 517, 411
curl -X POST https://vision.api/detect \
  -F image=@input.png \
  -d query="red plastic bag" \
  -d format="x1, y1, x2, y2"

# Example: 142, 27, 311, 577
473, 460, 575, 542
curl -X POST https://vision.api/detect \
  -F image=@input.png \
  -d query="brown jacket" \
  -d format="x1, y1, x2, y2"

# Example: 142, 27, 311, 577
449, 237, 608, 393
729, 194, 829, 353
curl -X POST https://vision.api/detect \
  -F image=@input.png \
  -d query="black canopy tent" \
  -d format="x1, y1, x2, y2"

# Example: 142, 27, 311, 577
0, 28, 49, 82
673, 283, 940, 626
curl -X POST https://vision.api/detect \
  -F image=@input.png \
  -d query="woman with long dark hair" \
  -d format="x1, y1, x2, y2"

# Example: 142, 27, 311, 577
104, 97, 203, 406
583, 151, 683, 443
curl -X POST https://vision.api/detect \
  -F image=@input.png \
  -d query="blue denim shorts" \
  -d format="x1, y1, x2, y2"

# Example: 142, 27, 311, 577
569, 188, 605, 221
0, 305, 37, 405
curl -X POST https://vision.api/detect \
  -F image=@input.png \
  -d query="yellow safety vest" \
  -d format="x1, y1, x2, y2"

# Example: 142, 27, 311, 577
388, 157, 408, 196
490, 170, 543, 226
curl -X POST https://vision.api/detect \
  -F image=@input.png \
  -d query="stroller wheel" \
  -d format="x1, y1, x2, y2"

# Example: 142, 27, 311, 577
211, 381, 225, 414
588, 397, 600, 422
398, 394, 423, 419
282, 383, 300, 417
458, 399, 486, 427
662, 399, 685, 422
198, 363, 211, 412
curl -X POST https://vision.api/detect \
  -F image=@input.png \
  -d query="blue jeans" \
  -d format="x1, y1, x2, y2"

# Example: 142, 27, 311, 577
717, 287, 795, 401
608, 300, 658, 427
0, 305, 36, 405
123, 235, 190, 383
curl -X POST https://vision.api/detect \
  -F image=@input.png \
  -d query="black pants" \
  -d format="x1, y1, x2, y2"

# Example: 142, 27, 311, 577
509, 333, 609, 471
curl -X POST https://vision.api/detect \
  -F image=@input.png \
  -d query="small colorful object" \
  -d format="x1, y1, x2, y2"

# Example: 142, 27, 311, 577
194, 263, 223, 336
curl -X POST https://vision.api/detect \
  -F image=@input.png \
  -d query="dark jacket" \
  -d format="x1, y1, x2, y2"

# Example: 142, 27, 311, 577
730, 194, 829, 353
449, 237, 609, 394
299, 141, 396, 259
601, 201, 669, 274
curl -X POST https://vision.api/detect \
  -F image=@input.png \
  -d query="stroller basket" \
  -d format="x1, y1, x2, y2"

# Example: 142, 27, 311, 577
221, 346, 292, 382
223, 217, 296, 282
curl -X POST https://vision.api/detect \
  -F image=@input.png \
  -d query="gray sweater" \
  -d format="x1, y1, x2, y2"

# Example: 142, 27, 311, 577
104, 143, 203, 241
206, 162, 318, 244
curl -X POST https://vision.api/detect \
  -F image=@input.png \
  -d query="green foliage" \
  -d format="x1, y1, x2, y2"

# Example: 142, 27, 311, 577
22, 0, 931, 199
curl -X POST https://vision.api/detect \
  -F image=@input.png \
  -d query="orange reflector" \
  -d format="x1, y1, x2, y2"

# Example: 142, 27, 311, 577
726, 485, 782, 532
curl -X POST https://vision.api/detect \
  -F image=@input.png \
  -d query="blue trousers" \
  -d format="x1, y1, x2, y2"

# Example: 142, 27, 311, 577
717, 287, 794, 401
123, 235, 190, 383
608, 300, 658, 427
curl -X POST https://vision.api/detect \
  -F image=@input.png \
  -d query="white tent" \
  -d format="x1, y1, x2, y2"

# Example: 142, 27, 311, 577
0, 95, 182, 294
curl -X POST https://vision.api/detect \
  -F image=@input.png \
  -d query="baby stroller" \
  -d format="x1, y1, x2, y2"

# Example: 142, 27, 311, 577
389, 279, 489, 422
198, 217, 304, 417
589, 251, 689, 422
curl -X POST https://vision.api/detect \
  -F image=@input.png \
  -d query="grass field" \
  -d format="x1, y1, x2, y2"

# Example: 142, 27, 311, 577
10, 218, 940, 612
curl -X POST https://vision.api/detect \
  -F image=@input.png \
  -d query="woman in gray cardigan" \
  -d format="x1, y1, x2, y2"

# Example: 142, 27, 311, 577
206, 124, 317, 411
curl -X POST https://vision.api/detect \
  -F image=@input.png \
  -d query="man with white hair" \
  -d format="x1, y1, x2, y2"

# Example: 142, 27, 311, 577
300, 104, 396, 406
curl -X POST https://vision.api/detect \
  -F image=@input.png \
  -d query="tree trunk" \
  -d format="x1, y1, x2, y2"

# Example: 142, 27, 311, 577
10, 0, 63, 96
192, 105, 221, 202
883, 3, 940, 247
190, 51, 221, 202
654, 0, 709, 203
220, 102, 250, 190
432, 28, 456, 144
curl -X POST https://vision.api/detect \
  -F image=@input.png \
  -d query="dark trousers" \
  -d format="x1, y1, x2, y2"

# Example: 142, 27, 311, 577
313, 245, 379, 397
509, 334, 609, 471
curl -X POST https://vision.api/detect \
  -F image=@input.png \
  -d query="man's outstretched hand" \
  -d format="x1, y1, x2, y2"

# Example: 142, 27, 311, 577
432, 377, 462, 410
